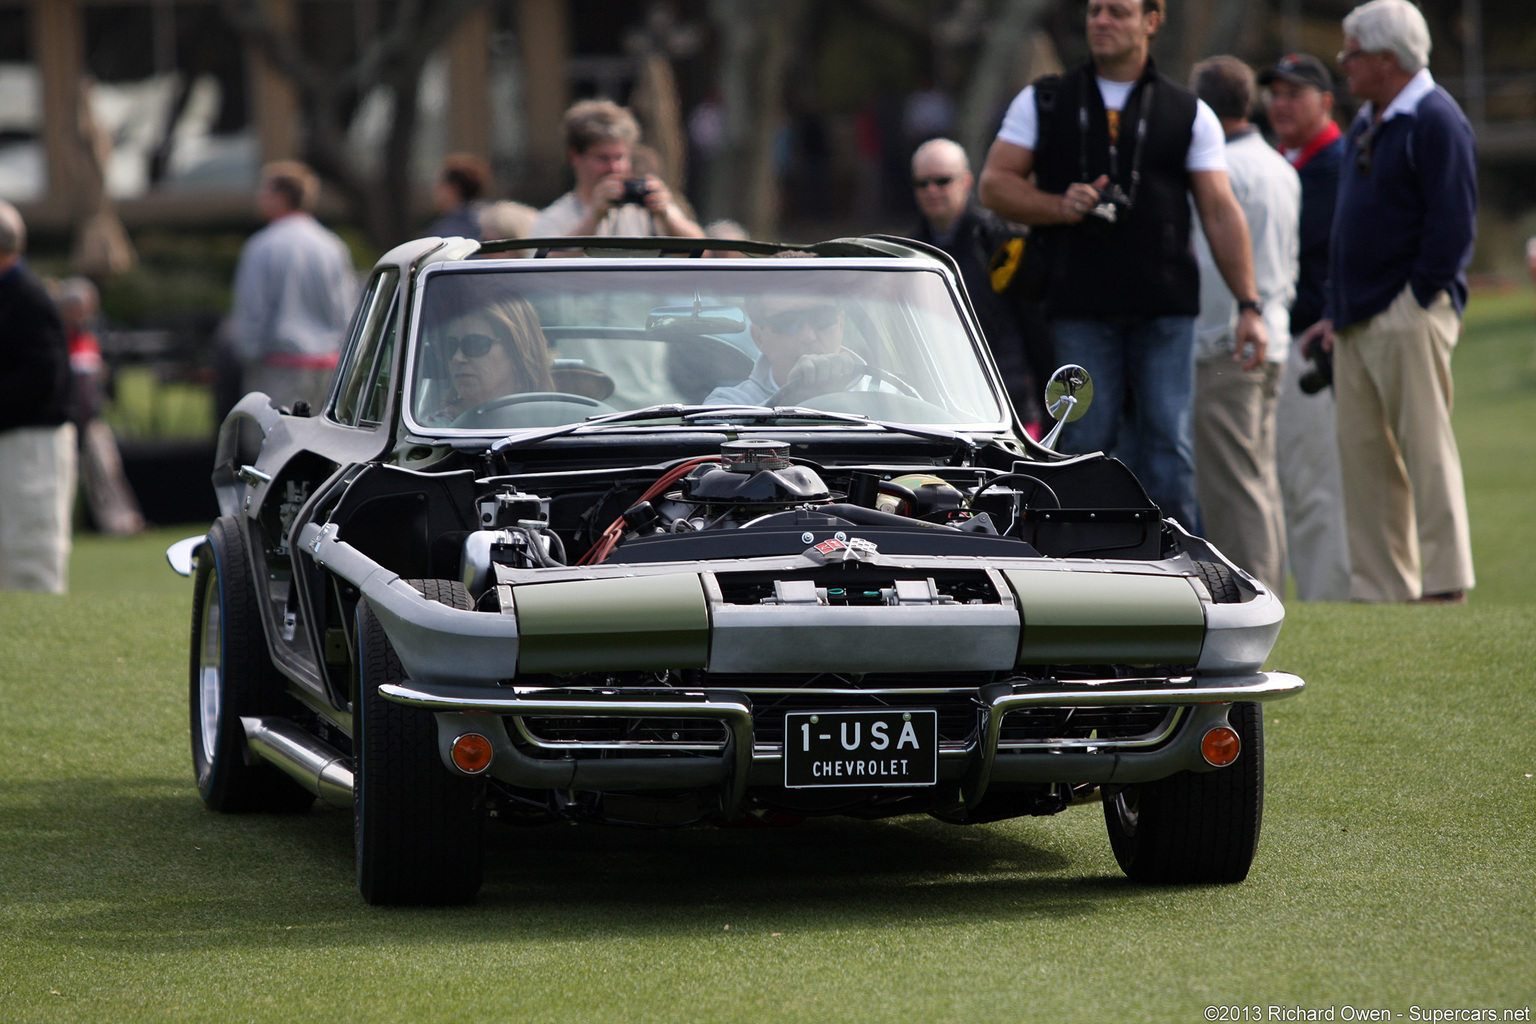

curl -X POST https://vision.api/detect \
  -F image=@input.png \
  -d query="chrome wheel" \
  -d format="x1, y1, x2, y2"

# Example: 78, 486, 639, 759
197, 568, 223, 762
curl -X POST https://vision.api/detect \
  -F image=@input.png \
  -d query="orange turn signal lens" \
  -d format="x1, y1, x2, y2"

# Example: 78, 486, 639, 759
1201, 725, 1242, 767
451, 733, 494, 774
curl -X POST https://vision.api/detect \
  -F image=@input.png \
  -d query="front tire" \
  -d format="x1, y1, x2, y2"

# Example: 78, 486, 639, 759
188, 516, 313, 813
354, 580, 484, 905
1102, 702, 1264, 883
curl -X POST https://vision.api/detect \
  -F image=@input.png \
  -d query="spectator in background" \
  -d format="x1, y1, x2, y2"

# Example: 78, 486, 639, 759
1262, 52, 1352, 600
57, 277, 143, 536
229, 161, 359, 412
533, 100, 703, 408
703, 218, 749, 258
907, 137, 1046, 431
1304, 0, 1477, 603
1189, 57, 1299, 595
478, 200, 539, 257
426, 152, 492, 240
532, 99, 703, 239
978, 0, 1267, 531
1526, 236, 1536, 318
0, 200, 76, 592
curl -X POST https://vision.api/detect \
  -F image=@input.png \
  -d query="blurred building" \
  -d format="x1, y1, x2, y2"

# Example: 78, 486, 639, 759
0, 0, 585, 233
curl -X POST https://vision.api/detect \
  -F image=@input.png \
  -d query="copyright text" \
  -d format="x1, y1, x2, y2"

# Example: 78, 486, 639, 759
1203, 1007, 1531, 1022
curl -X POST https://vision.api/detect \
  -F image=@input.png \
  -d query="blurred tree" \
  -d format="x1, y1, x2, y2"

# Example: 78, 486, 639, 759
705, 0, 810, 238
217, 0, 481, 248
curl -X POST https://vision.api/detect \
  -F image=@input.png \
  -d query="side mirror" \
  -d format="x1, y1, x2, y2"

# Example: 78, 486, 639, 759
1040, 364, 1093, 450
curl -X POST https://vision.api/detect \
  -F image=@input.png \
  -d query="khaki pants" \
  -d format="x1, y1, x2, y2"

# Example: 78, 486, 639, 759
1334, 285, 1474, 601
1194, 357, 1286, 594
1275, 345, 1351, 601
0, 423, 77, 593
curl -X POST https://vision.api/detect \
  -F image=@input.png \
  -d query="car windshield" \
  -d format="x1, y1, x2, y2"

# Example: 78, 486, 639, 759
404, 261, 1006, 432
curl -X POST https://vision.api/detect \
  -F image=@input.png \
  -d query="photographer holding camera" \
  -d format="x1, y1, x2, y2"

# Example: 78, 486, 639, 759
978, 0, 1265, 533
532, 99, 704, 240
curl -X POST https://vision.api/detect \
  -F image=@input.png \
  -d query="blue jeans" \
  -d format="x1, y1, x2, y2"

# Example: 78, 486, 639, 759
1050, 316, 1199, 531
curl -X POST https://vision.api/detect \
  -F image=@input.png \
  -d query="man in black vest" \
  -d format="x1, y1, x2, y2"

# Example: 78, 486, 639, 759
978, 0, 1266, 532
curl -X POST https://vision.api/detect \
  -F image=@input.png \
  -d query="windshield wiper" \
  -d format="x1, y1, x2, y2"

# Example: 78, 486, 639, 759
488, 404, 745, 453
483, 402, 980, 458
683, 405, 981, 453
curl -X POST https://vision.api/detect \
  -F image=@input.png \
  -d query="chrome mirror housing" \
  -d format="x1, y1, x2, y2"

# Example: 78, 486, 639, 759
1040, 364, 1093, 450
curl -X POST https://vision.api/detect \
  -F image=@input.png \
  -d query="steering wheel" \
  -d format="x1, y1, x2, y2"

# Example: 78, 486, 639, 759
449, 392, 614, 429
768, 365, 923, 407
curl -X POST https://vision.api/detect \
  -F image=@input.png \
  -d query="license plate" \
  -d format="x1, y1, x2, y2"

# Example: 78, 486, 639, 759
783, 710, 938, 788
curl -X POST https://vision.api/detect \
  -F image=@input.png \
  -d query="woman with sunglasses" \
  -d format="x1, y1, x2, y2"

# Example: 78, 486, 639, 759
425, 294, 556, 423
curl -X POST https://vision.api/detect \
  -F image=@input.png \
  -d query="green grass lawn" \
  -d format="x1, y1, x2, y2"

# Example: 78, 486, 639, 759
2, 291, 1534, 1022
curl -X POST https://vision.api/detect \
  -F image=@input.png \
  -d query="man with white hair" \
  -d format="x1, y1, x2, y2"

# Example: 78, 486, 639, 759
0, 200, 76, 592
1302, 0, 1478, 603
908, 138, 1046, 427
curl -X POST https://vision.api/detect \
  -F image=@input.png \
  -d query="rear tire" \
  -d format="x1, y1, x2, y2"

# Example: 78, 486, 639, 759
354, 579, 484, 905
188, 516, 314, 813
1102, 702, 1264, 883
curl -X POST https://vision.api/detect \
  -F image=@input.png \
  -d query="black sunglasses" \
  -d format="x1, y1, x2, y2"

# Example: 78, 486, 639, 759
760, 306, 841, 334
440, 333, 498, 359
912, 175, 957, 189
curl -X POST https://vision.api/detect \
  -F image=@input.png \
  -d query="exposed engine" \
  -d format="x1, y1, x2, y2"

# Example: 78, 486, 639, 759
450, 438, 1154, 600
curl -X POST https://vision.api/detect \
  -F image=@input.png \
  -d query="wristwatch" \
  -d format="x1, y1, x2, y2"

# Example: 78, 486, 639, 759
1236, 299, 1262, 315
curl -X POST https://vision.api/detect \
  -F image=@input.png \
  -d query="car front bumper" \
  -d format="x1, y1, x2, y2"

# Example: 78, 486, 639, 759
380, 671, 1304, 816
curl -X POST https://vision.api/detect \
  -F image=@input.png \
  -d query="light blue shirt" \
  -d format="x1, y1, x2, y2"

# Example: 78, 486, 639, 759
230, 212, 358, 361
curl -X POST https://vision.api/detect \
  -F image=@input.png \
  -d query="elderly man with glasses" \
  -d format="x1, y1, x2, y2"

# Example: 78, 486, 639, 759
1301, 0, 1478, 604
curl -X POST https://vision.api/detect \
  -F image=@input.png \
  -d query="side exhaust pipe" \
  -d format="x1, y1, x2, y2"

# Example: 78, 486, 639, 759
242, 716, 354, 808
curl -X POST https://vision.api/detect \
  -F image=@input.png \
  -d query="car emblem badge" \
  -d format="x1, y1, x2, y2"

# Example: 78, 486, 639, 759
805, 535, 879, 564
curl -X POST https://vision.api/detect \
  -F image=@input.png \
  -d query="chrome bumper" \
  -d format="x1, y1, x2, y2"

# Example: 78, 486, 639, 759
381, 670, 1304, 817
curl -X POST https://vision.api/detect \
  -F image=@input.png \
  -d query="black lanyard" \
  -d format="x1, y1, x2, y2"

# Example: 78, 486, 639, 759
1078, 77, 1153, 206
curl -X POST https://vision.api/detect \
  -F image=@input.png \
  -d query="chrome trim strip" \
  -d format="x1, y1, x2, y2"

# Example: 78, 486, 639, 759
241, 715, 354, 808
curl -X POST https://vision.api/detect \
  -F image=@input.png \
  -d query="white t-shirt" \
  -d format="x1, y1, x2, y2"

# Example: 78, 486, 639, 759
996, 77, 1227, 173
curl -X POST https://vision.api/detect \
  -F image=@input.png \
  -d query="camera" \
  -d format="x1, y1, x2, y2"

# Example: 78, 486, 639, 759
1298, 345, 1334, 394
1081, 183, 1132, 236
618, 178, 652, 205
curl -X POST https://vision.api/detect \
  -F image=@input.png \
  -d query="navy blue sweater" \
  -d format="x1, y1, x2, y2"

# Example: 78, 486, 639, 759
1325, 81, 1477, 331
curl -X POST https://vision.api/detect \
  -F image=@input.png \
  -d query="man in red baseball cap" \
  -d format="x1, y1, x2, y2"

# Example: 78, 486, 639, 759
1261, 53, 1352, 601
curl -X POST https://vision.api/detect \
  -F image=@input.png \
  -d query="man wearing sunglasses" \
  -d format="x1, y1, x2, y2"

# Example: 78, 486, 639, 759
907, 138, 1048, 432
1300, 0, 1477, 604
705, 294, 883, 407
1261, 52, 1352, 602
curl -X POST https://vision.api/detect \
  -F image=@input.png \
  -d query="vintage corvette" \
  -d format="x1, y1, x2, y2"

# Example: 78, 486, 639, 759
169, 233, 1304, 904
